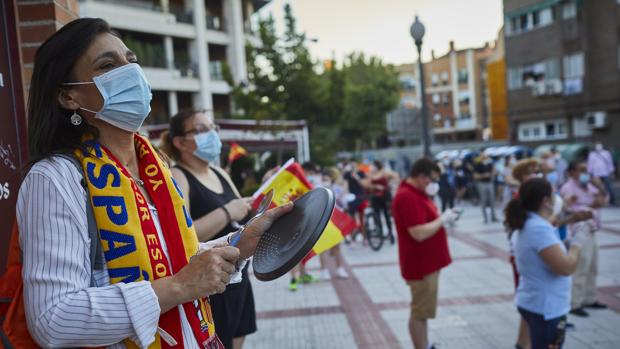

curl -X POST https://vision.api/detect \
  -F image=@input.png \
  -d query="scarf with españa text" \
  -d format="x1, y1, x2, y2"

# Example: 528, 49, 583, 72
75, 134, 224, 349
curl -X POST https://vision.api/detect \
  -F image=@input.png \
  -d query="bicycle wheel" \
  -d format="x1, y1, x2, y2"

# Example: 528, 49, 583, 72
365, 211, 383, 251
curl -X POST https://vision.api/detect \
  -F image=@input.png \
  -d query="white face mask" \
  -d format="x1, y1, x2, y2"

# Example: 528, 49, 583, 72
552, 194, 564, 216
425, 182, 440, 196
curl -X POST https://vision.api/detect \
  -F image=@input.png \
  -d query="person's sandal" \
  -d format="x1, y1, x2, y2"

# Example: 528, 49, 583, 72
584, 302, 607, 309
569, 307, 589, 317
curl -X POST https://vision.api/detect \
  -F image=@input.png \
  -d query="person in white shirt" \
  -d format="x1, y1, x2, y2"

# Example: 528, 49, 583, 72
17, 17, 291, 349
587, 142, 616, 206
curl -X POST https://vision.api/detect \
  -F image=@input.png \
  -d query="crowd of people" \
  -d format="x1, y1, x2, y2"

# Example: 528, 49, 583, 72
6, 16, 617, 349
392, 145, 614, 349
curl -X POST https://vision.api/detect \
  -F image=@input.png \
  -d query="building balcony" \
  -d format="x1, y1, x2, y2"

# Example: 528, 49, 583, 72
206, 29, 231, 45
432, 117, 477, 134
209, 80, 232, 95
142, 67, 200, 92
81, 0, 196, 38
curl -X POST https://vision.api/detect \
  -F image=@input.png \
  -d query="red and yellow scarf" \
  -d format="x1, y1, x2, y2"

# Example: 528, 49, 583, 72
75, 134, 223, 349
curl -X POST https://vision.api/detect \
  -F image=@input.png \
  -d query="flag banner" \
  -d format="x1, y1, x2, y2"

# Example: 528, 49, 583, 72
253, 159, 355, 262
228, 142, 247, 164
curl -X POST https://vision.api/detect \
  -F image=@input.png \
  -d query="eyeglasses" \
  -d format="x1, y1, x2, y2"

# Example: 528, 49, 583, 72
184, 123, 220, 136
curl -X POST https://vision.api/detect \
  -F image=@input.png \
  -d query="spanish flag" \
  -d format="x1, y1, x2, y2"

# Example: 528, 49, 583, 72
253, 159, 355, 261
228, 142, 247, 164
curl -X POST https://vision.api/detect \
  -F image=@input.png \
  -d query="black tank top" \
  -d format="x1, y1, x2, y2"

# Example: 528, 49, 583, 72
175, 165, 249, 240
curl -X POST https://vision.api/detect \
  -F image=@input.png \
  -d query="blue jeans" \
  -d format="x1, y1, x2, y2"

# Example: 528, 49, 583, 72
599, 176, 616, 205
518, 307, 567, 349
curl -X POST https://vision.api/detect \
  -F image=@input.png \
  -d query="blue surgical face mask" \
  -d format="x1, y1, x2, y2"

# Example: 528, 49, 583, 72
546, 171, 558, 184
193, 130, 222, 163
579, 173, 590, 185
64, 63, 152, 132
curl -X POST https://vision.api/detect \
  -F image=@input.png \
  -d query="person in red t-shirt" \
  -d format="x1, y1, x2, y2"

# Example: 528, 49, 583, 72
392, 157, 460, 349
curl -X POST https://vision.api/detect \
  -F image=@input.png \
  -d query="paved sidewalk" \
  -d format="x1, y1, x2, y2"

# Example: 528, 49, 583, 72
245, 203, 620, 348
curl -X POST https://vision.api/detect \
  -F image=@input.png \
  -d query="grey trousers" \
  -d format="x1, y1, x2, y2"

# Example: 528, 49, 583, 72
476, 181, 496, 222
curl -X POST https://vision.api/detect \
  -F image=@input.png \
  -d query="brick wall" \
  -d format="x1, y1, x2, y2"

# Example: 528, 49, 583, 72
16, 0, 80, 101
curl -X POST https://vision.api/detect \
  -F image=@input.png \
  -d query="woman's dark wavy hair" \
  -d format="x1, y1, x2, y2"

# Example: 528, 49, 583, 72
27, 18, 112, 164
159, 109, 201, 161
504, 177, 552, 232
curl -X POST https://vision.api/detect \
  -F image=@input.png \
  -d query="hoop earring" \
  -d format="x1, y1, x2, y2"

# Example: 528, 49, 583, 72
70, 111, 82, 126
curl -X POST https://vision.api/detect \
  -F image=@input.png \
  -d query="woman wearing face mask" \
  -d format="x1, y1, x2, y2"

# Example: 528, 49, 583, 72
504, 178, 589, 349
16, 18, 292, 348
159, 110, 256, 349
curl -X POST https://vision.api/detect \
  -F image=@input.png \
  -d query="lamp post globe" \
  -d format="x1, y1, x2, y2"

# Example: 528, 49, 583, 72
410, 16, 425, 46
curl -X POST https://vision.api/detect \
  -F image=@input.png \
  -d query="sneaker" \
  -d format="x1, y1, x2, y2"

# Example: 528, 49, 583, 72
336, 267, 349, 279
584, 302, 607, 309
569, 307, 589, 317
289, 278, 298, 292
300, 273, 316, 284
321, 269, 331, 281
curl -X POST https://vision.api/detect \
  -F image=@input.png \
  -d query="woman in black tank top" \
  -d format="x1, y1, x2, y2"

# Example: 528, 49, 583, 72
160, 110, 256, 349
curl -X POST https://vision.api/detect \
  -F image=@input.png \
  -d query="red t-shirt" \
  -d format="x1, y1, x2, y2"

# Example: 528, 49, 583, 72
392, 180, 452, 281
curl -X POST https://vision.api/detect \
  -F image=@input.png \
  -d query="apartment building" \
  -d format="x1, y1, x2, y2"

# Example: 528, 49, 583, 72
423, 41, 494, 143
386, 63, 422, 146
79, 0, 269, 125
504, 0, 620, 148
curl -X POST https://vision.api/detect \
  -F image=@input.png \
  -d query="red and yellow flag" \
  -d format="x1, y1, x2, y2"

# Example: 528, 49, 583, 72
228, 142, 247, 164
253, 159, 355, 262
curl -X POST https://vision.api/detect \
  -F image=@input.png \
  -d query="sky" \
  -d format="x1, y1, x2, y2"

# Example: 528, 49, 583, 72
256, 0, 504, 65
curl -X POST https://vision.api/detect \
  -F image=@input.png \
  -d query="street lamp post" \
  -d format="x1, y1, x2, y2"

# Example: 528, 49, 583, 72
410, 16, 431, 157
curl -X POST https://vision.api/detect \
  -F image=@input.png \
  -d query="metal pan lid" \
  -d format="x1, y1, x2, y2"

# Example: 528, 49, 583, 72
252, 187, 335, 281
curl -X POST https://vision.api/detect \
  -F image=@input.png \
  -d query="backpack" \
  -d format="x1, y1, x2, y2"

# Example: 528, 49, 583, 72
0, 155, 103, 348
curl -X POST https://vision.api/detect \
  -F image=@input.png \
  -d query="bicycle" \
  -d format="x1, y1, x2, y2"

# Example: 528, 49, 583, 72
364, 206, 383, 251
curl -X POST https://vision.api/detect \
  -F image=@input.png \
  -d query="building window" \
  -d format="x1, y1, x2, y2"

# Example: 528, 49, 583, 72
431, 73, 439, 86
518, 120, 567, 141
432, 93, 440, 104
458, 68, 468, 84
507, 58, 560, 90
563, 52, 584, 78
562, 1, 577, 19
508, 67, 522, 90
443, 94, 451, 106
539, 8, 553, 26
506, 5, 555, 36
440, 71, 449, 85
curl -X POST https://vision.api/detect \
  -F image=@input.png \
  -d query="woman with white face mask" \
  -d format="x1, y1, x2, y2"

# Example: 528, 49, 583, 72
16, 18, 292, 348
160, 110, 257, 349
504, 178, 589, 349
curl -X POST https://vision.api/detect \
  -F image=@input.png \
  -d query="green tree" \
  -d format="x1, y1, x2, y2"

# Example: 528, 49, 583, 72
341, 52, 400, 151
228, 5, 400, 165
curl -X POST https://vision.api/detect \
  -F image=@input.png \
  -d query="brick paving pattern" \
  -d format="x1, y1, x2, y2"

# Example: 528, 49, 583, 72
245, 204, 620, 348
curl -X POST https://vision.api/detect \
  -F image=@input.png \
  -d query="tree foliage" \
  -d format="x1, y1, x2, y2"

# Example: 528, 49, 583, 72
228, 4, 399, 165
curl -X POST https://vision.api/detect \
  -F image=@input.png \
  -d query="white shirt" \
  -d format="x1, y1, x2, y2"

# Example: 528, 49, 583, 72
16, 156, 244, 349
